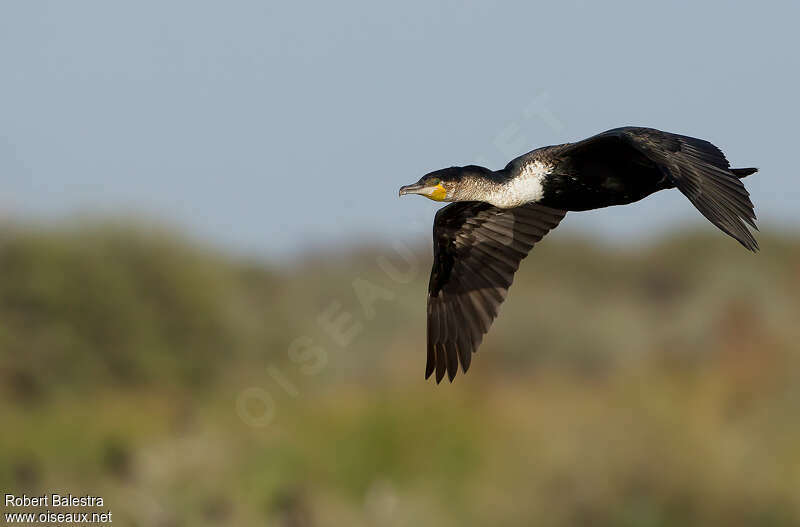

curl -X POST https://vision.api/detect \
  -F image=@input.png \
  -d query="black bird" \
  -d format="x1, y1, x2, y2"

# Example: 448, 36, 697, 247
398, 127, 759, 383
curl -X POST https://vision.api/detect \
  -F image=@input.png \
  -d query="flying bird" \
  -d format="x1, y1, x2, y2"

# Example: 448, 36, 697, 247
399, 127, 759, 383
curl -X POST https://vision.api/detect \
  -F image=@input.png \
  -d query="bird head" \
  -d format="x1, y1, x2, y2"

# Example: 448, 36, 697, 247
399, 166, 489, 202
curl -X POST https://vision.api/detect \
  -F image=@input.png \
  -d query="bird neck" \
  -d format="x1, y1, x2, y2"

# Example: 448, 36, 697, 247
455, 166, 547, 208
450, 168, 512, 203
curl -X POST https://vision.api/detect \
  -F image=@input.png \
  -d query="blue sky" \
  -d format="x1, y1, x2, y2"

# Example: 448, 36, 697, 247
2, 1, 798, 258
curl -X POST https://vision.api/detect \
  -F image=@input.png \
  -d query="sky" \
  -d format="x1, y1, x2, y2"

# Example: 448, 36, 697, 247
2, 1, 799, 259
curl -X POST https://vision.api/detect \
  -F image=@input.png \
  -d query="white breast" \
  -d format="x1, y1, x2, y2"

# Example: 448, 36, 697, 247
487, 160, 552, 208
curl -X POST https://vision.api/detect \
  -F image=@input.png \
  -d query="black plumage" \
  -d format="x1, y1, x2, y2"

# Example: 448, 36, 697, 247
550, 128, 758, 249
427, 202, 565, 382
400, 127, 759, 382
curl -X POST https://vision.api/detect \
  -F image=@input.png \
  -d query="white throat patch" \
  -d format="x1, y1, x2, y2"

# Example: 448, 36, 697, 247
487, 160, 552, 208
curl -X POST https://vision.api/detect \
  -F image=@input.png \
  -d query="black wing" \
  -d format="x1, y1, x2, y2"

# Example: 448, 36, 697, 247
427, 202, 566, 383
563, 127, 759, 250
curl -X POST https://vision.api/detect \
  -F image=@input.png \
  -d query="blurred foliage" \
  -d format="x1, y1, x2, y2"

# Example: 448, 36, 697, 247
1, 223, 800, 526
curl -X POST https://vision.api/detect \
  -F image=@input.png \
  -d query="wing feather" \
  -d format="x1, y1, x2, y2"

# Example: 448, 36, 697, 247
426, 202, 566, 382
564, 127, 759, 250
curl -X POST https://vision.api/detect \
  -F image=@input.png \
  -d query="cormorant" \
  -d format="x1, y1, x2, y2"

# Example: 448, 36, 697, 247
399, 127, 759, 383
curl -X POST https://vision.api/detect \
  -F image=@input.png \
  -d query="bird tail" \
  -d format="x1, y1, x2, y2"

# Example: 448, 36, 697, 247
731, 167, 758, 179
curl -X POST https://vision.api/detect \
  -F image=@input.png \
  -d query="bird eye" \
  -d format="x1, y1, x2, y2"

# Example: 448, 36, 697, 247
428, 177, 441, 186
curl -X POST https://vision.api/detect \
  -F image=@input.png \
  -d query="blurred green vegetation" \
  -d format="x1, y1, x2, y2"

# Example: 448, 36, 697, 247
2, 222, 800, 526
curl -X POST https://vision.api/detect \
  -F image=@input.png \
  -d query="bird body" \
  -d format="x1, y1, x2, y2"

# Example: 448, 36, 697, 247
399, 127, 759, 383
509, 144, 667, 211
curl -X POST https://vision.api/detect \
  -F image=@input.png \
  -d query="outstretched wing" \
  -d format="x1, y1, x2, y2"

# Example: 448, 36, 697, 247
427, 202, 566, 383
563, 127, 759, 250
